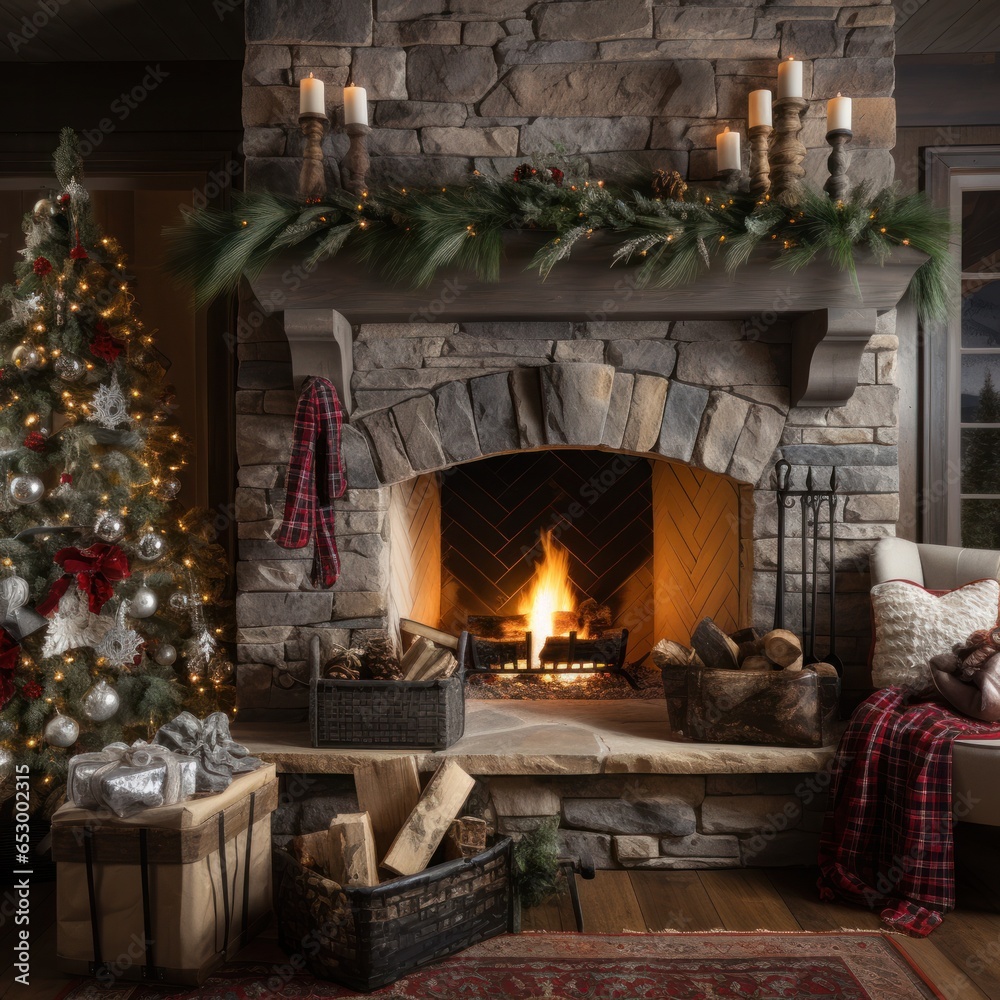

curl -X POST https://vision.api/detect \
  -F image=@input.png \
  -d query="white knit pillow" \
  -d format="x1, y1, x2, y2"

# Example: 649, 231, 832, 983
871, 579, 1000, 691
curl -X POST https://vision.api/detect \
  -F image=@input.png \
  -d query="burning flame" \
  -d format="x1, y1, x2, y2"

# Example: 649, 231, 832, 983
519, 530, 578, 666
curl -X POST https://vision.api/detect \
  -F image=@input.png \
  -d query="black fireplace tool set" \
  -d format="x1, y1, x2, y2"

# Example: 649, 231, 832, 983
773, 460, 843, 674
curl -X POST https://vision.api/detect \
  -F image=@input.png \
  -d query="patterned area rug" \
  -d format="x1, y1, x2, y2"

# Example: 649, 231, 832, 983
55, 932, 942, 1000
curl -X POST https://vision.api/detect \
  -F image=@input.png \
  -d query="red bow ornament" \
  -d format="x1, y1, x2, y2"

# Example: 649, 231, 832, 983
36, 543, 131, 617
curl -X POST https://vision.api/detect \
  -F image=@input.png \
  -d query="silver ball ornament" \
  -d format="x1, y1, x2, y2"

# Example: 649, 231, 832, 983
44, 711, 79, 748
12, 344, 43, 370
158, 476, 181, 500
137, 531, 166, 562
168, 592, 189, 611
94, 511, 125, 542
154, 643, 177, 666
130, 585, 158, 618
82, 679, 120, 722
55, 354, 85, 382
9, 474, 44, 505
0, 746, 13, 784
32, 197, 54, 221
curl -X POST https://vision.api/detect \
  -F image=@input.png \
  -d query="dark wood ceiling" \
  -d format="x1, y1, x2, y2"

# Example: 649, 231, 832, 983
894, 0, 1000, 54
0, 0, 244, 60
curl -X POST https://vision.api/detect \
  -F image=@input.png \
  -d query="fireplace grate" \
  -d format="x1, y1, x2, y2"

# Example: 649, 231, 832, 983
465, 628, 635, 688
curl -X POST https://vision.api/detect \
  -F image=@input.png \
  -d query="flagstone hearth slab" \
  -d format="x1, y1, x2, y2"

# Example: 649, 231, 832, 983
235, 700, 837, 776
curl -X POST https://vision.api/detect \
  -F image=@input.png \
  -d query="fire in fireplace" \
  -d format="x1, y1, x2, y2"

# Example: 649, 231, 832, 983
464, 529, 632, 685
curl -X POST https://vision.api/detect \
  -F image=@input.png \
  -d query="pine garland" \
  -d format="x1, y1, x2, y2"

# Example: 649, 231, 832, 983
165, 170, 953, 323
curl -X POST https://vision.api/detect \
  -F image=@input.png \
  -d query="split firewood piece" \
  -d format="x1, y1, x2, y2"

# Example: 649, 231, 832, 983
400, 636, 433, 674
763, 629, 803, 668
289, 829, 332, 876
354, 757, 422, 861
729, 627, 762, 646
652, 639, 696, 668
691, 618, 740, 670
400, 618, 460, 651
382, 759, 476, 877
443, 816, 489, 861
810, 662, 839, 678
783, 655, 805, 672
327, 812, 379, 887
402, 638, 442, 681
412, 648, 458, 682
740, 655, 773, 672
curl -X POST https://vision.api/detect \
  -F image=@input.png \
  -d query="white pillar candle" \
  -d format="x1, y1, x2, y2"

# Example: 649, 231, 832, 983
827, 92, 852, 132
299, 72, 325, 115
777, 57, 803, 99
749, 89, 772, 128
716, 127, 741, 172
344, 84, 368, 126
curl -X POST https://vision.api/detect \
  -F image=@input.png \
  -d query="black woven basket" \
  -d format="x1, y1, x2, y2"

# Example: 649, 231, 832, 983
308, 633, 467, 749
273, 837, 514, 992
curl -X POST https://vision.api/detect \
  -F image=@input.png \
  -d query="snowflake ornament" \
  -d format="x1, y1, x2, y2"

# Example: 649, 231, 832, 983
91, 374, 131, 429
10, 294, 42, 326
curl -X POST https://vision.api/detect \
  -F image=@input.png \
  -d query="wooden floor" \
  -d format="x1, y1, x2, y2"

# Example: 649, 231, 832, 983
5, 865, 1000, 1000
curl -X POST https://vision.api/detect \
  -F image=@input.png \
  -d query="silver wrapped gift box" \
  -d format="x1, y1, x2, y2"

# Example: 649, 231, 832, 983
67, 740, 198, 817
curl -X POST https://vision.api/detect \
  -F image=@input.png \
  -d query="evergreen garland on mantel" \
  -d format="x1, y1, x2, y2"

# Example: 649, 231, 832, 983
165, 168, 953, 323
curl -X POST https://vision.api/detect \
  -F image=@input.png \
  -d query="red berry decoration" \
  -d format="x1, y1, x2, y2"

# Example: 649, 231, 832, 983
60, 472, 73, 486
548, 167, 564, 187
58, 193, 71, 207
33, 256, 53, 276
23, 430, 47, 452
512, 163, 537, 183
90, 330, 123, 363
21, 681, 43, 700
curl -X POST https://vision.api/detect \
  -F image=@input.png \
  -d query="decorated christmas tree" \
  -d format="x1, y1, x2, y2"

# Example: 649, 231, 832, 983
0, 129, 232, 801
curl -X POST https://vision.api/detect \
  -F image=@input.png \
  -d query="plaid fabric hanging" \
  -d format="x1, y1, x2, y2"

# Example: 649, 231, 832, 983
276, 376, 347, 588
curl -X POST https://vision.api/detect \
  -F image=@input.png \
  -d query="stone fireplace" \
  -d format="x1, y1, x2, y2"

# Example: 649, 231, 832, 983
235, 0, 905, 868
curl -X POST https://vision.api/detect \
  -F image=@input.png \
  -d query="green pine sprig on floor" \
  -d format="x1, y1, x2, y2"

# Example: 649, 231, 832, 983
164, 172, 953, 323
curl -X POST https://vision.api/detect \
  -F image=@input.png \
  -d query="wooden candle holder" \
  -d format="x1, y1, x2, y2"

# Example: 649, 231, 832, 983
343, 122, 371, 197
749, 124, 772, 199
298, 112, 329, 202
824, 128, 853, 202
771, 96, 808, 207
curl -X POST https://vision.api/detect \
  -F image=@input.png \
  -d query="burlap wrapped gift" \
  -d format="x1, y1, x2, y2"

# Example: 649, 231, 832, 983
53, 763, 277, 986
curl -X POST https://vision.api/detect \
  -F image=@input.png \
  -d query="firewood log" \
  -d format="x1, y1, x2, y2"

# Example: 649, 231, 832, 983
729, 627, 762, 645
327, 812, 379, 887
740, 655, 773, 671
737, 637, 767, 664
810, 662, 839, 678
691, 618, 740, 670
652, 639, 696, 668
289, 829, 332, 876
382, 760, 476, 876
783, 655, 805, 672
763, 629, 803, 667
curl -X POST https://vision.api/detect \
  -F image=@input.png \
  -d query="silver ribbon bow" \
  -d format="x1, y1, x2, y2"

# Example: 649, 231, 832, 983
87, 740, 188, 818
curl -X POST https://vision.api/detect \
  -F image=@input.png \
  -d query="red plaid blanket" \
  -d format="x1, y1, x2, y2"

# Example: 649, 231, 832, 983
276, 376, 347, 588
818, 687, 1000, 936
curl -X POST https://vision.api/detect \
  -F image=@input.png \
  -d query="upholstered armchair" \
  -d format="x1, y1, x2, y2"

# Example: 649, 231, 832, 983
871, 537, 1000, 826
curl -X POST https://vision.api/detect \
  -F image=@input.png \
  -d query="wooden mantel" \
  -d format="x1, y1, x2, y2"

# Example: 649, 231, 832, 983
247, 234, 927, 408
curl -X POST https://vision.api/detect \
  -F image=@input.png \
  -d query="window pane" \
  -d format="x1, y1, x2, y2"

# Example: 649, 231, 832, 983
962, 190, 1000, 272
962, 280, 1000, 347
962, 427, 1000, 493
962, 499, 1000, 549
961, 356, 1000, 422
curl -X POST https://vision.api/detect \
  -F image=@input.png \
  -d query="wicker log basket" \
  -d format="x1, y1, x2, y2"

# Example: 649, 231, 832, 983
273, 837, 514, 991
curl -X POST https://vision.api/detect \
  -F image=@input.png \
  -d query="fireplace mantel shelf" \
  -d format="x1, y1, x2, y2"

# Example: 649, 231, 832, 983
249, 237, 927, 407
234, 700, 837, 776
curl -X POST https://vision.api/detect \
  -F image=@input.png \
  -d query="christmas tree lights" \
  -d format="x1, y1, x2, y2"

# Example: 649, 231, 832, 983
0, 129, 232, 801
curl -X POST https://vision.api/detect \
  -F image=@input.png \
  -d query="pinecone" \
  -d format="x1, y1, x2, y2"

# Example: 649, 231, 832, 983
361, 632, 402, 680
652, 169, 688, 202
